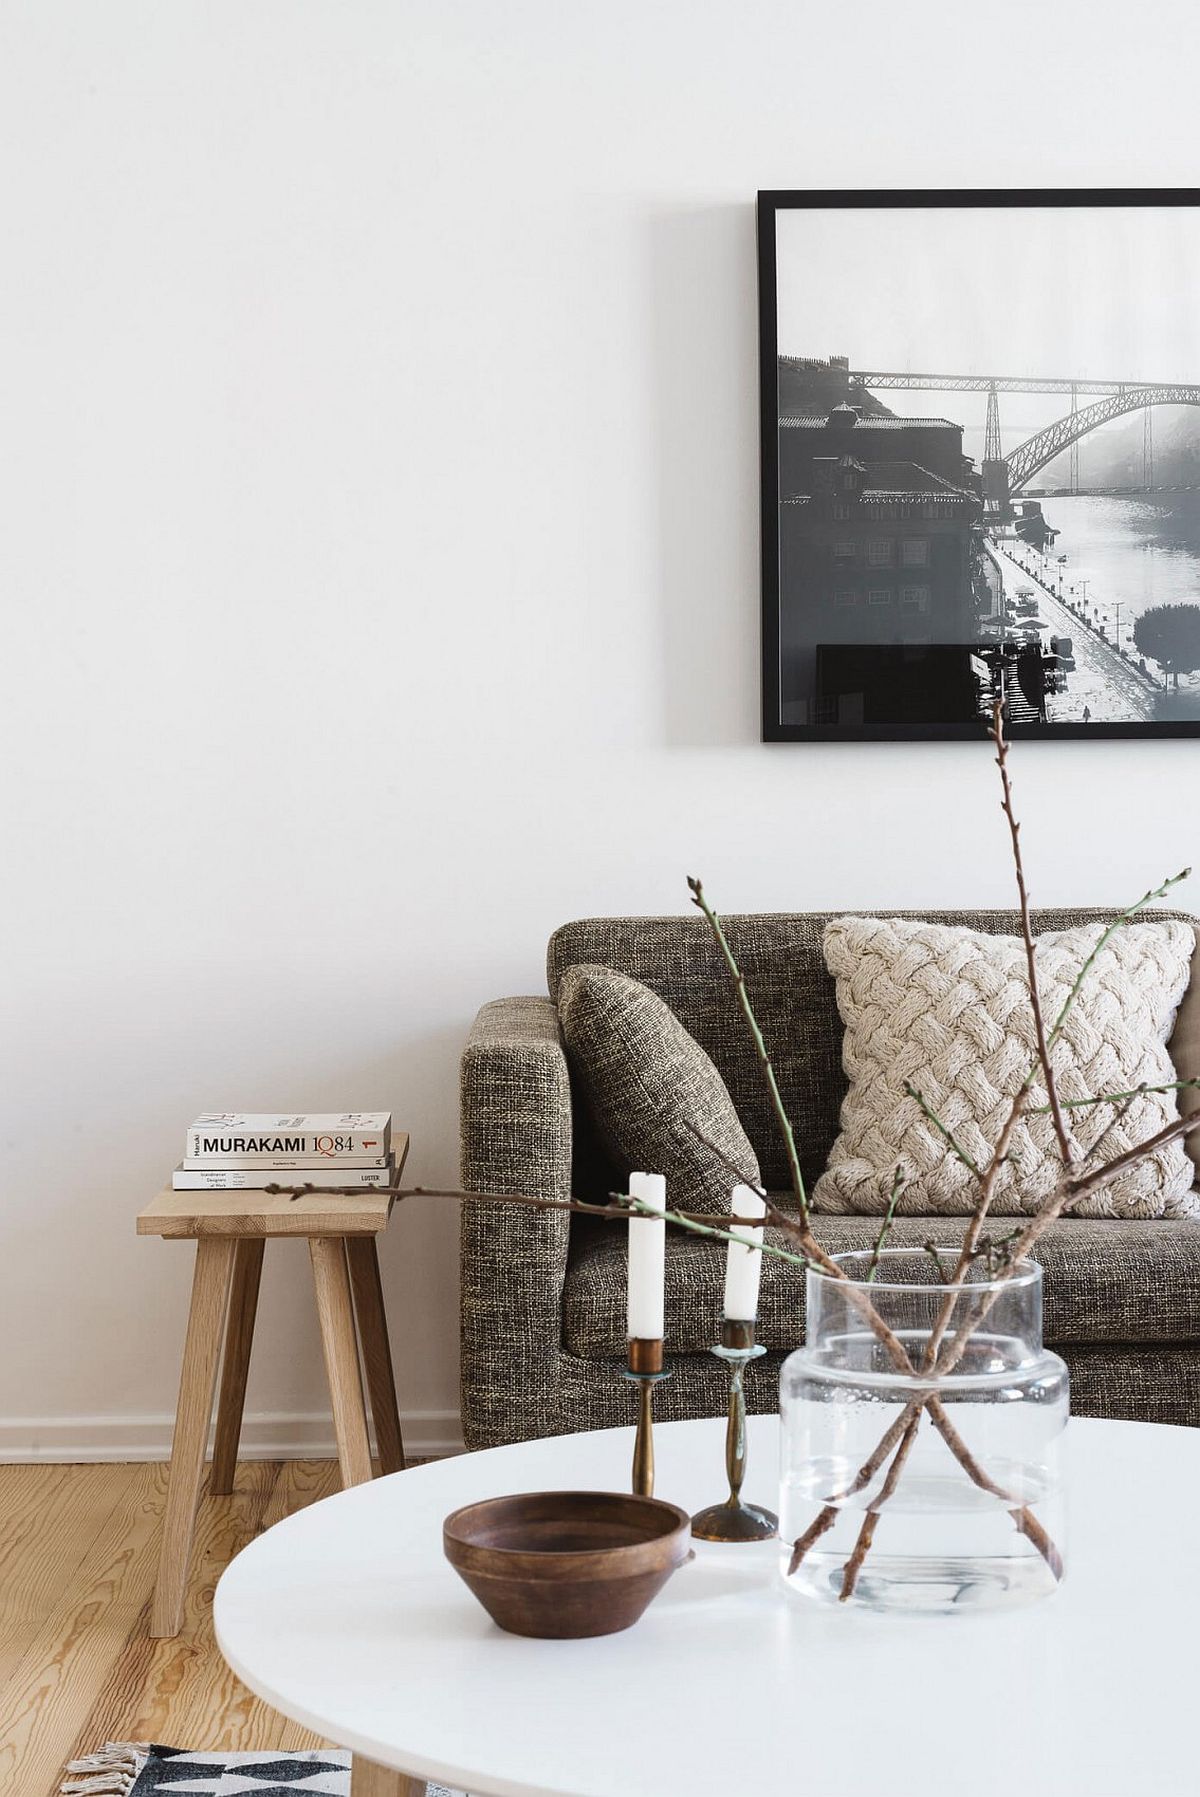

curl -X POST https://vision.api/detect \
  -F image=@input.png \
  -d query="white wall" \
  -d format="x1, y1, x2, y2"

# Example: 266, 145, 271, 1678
3, 0, 1198, 1457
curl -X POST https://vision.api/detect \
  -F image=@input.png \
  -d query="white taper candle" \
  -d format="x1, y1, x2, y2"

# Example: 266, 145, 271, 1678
626, 1171, 666, 1340
723, 1182, 767, 1321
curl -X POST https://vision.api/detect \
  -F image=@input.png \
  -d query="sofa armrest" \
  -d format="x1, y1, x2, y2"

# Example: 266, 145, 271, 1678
459, 997, 573, 1447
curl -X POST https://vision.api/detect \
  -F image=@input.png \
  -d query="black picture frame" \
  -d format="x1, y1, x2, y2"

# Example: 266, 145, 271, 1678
758, 188, 1200, 742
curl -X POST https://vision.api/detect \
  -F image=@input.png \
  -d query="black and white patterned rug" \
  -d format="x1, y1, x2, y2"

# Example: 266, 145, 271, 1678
60, 1742, 462, 1796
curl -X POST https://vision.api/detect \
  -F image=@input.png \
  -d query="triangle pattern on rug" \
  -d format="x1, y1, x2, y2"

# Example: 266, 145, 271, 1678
139, 1749, 348, 1792
144, 1773, 347, 1793
61, 1742, 463, 1797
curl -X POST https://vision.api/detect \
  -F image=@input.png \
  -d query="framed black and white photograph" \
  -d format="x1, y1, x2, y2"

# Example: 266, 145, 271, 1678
759, 189, 1200, 741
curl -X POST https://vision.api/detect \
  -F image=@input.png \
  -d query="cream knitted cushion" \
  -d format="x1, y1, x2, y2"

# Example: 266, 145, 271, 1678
813, 915, 1198, 1219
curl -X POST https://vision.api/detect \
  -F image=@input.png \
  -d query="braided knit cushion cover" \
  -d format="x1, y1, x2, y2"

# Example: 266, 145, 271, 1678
813, 915, 1199, 1219
556, 963, 760, 1213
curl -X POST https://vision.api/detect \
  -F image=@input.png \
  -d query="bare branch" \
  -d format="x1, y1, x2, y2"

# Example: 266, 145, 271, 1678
1073, 1087, 1144, 1177
933, 1109, 1200, 1387
614, 1191, 819, 1272
682, 1117, 768, 1200
946, 1086, 1029, 1283
903, 1083, 982, 1178
839, 1409, 922, 1601
1062, 1106, 1200, 1208
266, 1179, 825, 1274
867, 1166, 906, 1281
787, 1504, 838, 1576
992, 700, 1073, 1165
1044, 868, 1190, 1053
1031, 1077, 1200, 1113
688, 877, 811, 1225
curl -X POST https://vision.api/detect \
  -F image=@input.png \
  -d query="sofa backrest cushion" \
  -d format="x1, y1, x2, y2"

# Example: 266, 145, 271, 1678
547, 909, 1199, 1193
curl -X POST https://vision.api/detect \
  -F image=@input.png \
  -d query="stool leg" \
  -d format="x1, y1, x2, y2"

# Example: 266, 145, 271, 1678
210, 1237, 265, 1495
151, 1236, 236, 1637
347, 1236, 406, 1475
350, 1756, 425, 1795
310, 1237, 373, 1488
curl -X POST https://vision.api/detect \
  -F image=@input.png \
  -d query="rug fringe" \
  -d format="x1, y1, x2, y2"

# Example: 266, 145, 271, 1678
60, 1740, 151, 1795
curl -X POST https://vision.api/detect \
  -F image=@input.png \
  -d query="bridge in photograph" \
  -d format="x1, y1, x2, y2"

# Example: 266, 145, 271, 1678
849, 368, 1200, 496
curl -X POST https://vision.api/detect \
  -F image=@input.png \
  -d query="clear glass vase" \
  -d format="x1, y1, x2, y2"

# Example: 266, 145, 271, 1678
779, 1249, 1068, 1614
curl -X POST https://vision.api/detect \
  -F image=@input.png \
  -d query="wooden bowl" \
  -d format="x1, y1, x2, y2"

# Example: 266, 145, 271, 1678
443, 1490, 692, 1638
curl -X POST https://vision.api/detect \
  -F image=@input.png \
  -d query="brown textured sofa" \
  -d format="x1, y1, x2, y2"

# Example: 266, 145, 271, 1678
459, 908, 1200, 1450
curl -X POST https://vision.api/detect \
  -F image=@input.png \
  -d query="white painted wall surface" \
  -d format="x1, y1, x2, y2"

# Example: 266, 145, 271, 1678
2, 0, 1197, 1456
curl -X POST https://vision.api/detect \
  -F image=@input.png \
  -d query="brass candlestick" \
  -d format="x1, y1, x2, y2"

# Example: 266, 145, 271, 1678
690, 1318, 778, 1543
623, 1337, 671, 1497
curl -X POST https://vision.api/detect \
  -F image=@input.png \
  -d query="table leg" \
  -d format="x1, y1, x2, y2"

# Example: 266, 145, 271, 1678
210, 1237, 265, 1495
350, 1756, 426, 1795
310, 1237, 373, 1487
347, 1235, 406, 1475
151, 1236, 236, 1637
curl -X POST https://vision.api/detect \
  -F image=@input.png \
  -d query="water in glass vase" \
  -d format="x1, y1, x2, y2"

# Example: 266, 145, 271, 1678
779, 1254, 1069, 1615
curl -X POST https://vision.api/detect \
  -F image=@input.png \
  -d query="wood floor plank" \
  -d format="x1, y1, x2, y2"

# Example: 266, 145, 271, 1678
64, 1461, 281, 1766
275, 1712, 340, 1752
0, 1463, 169, 1797
0, 1465, 127, 1689
0, 1458, 351, 1796
145, 1460, 339, 1754
257, 1455, 342, 1532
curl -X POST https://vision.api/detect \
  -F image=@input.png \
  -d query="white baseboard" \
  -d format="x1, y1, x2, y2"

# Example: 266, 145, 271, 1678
0, 1409, 464, 1463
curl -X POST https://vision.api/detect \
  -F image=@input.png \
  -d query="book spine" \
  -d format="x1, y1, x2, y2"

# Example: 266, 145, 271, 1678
184, 1129, 390, 1162
180, 1153, 389, 1170
172, 1164, 395, 1191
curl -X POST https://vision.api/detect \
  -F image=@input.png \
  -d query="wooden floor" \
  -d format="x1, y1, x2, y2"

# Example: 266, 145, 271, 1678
0, 1459, 343, 1797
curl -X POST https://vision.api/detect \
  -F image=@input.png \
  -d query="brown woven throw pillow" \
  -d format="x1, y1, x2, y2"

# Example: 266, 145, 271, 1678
814, 915, 1198, 1219
556, 963, 760, 1214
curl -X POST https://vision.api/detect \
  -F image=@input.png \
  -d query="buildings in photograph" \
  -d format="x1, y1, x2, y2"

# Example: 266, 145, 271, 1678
776, 384, 985, 728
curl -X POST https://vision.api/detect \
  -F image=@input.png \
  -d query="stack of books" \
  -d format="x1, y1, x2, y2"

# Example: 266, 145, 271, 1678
171, 1113, 395, 1191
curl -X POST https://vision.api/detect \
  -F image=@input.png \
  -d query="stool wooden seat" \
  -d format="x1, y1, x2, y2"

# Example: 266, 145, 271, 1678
137, 1136, 409, 1638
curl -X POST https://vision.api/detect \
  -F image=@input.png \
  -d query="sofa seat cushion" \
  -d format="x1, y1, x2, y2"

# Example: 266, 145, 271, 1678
562, 1211, 1200, 1358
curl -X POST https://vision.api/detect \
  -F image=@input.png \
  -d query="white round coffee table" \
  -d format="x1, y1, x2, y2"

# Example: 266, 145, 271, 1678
215, 1415, 1198, 1797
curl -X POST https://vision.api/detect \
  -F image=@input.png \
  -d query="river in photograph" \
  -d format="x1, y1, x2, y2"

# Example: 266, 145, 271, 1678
1038, 493, 1200, 718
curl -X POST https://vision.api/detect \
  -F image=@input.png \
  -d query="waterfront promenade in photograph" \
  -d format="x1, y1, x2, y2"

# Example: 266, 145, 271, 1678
987, 539, 1158, 724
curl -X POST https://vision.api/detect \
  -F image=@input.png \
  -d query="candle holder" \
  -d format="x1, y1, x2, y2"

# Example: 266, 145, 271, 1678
690, 1318, 778, 1543
623, 1338, 671, 1498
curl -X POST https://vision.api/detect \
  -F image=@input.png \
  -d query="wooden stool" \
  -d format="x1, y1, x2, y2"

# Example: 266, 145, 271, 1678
138, 1136, 409, 1638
